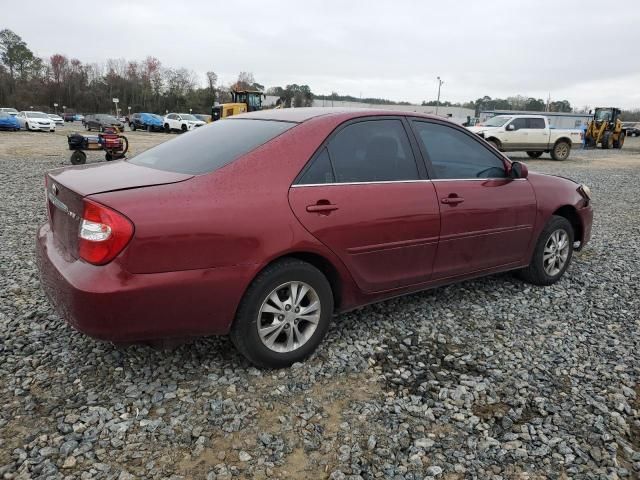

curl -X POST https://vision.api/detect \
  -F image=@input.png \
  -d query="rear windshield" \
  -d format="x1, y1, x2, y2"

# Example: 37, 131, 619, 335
129, 119, 296, 174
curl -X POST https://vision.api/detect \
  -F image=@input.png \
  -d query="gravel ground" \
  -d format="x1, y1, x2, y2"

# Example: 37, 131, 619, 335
0, 129, 639, 479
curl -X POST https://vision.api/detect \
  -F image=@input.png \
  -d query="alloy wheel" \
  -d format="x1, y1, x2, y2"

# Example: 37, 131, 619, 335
543, 229, 570, 276
257, 281, 320, 353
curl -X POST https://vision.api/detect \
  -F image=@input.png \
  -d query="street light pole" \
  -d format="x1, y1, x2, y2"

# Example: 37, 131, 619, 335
435, 76, 444, 116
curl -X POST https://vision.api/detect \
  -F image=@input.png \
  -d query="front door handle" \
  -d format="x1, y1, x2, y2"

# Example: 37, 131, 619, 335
441, 196, 464, 205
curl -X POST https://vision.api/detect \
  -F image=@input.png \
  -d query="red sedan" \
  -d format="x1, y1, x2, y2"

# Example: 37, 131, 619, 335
37, 109, 593, 367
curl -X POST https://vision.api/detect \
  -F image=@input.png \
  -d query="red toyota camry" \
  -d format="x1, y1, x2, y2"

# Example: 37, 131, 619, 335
37, 108, 593, 367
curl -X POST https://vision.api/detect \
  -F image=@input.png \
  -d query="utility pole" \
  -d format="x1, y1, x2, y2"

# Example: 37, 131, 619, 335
436, 76, 444, 115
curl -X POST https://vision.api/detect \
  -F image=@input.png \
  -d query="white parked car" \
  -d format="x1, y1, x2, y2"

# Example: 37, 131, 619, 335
0, 107, 19, 116
16, 111, 56, 132
467, 115, 583, 161
163, 113, 206, 132
48, 114, 64, 126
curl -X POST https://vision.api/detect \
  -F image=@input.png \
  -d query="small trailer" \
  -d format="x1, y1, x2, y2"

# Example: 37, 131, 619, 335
67, 128, 129, 165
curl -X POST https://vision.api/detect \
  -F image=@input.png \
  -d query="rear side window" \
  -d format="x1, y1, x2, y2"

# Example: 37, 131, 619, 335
528, 118, 545, 129
298, 148, 334, 184
327, 119, 419, 183
413, 121, 506, 179
129, 119, 295, 174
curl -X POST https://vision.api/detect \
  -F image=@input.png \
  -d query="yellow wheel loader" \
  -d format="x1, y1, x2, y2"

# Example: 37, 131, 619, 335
211, 90, 263, 121
585, 107, 626, 149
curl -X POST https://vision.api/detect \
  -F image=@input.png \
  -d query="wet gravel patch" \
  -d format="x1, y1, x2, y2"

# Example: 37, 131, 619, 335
0, 132, 639, 479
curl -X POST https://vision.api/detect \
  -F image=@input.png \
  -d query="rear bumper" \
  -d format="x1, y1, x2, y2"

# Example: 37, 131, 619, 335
36, 223, 256, 342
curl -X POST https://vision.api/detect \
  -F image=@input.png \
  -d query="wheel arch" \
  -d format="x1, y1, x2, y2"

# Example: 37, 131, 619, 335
553, 205, 583, 244
485, 136, 502, 148
554, 137, 571, 147
249, 251, 344, 312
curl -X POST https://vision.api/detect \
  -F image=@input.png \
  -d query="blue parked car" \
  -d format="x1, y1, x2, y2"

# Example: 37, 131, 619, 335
0, 112, 20, 131
129, 112, 164, 131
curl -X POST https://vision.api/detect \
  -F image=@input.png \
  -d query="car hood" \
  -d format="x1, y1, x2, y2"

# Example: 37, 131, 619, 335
467, 126, 500, 134
48, 160, 194, 197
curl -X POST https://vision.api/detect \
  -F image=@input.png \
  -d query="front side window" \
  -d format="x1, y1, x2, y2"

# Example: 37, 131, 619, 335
413, 121, 507, 180
327, 119, 419, 183
509, 118, 527, 130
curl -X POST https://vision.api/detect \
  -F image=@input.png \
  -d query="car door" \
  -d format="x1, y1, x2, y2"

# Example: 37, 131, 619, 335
503, 117, 528, 150
288, 118, 441, 293
410, 120, 537, 279
525, 117, 548, 149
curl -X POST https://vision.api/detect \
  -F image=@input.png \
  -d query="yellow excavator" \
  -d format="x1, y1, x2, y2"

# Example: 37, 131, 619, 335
211, 89, 263, 121
585, 107, 626, 149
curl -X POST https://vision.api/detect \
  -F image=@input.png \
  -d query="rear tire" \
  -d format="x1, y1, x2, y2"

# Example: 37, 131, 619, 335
613, 132, 625, 149
526, 151, 543, 159
601, 131, 613, 149
230, 259, 334, 368
518, 215, 574, 286
551, 141, 570, 161
130, 123, 136, 131
164, 123, 170, 133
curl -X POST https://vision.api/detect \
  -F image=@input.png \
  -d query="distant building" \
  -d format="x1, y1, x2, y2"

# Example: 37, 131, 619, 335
311, 99, 475, 125
480, 110, 592, 129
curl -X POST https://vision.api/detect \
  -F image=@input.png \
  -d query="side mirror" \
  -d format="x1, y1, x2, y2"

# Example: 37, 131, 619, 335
510, 161, 528, 179
506, 124, 515, 131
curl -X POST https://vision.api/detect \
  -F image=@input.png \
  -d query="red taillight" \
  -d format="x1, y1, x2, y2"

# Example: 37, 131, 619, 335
78, 199, 134, 265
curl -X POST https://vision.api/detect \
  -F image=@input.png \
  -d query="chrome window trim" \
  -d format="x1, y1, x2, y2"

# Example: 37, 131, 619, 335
292, 177, 526, 187
291, 180, 433, 188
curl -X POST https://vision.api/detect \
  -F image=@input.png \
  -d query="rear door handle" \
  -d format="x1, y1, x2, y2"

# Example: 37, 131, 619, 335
306, 203, 339, 213
441, 196, 464, 205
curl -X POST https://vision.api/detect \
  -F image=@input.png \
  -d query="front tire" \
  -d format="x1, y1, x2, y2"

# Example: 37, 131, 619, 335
601, 131, 613, 149
164, 123, 170, 133
551, 141, 570, 161
518, 215, 574, 286
486, 139, 500, 150
130, 123, 136, 131
181, 124, 188, 133
230, 259, 334, 368
526, 151, 543, 159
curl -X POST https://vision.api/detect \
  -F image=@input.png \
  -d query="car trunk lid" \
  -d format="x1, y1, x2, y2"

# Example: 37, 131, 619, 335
46, 161, 193, 258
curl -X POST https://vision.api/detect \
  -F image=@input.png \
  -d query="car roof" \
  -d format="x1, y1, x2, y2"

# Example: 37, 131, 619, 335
230, 107, 440, 123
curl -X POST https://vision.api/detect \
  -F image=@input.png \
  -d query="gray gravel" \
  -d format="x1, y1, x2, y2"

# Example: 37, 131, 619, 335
1, 131, 639, 479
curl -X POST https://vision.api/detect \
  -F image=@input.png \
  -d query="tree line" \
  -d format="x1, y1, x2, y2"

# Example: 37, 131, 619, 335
0, 29, 315, 115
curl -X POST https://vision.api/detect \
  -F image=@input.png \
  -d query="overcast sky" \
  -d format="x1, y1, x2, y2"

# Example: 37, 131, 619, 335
4, 0, 640, 109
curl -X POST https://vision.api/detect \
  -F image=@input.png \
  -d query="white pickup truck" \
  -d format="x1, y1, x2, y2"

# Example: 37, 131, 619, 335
467, 115, 583, 161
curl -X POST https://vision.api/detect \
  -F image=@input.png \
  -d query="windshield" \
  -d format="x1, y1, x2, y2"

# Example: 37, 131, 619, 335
180, 114, 197, 121
483, 116, 512, 127
595, 109, 612, 122
27, 112, 49, 119
129, 119, 295, 175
